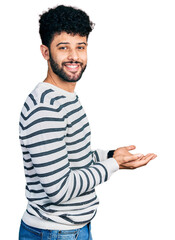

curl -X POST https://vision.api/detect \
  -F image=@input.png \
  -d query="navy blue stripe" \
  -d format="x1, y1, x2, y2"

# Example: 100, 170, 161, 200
26, 209, 35, 216
19, 128, 66, 140
57, 195, 98, 207
79, 189, 95, 196
65, 106, 82, 119
41, 195, 98, 209
66, 123, 89, 138
66, 132, 91, 146
81, 170, 90, 192
23, 158, 31, 163
23, 151, 29, 155
41, 201, 99, 213
29, 94, 37, 106
86, 168, 96, 189
27, 181, 40, 186
47, 176, 68, 198
35, 205, 58, 214
68, 142, 90, 155
24, 102, 30, 111
42, 170, 71, 188
70, 160, 93, 170
20, 106, 62, 121
24, 165, 34, 171
94, 151, 100, 162
27, 196, 48, 202
20, 117, 64, 130
40, 89, 54, 103
76, 174, 83, 196
26, 165, 69, 180
54, 191, 68, 205
25, 173, 37, 178
21, 101, 82, 123
37, 162, 69, 178
64, 210, 95, 217
60, 210, 96, 224
37, 191, 95, 213
26, 186, 44, 194
50, 96, 66, 105
29, 205, 52, 221
93, 167, 102, 184
21, 98, 79, 121
31, 144, 66, 158
33, 154, 68, 168
69, 151, 91, 162
35, 205, 57, 213
95, 163, 108, 182
61, 97, 79, 109
68, 174, 77, 200
68, 114, 86, 127
22, 136, 65, 149
20, 107, 83, 131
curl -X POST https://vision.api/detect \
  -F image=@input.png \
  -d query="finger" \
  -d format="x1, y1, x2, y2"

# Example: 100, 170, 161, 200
138, 153, 151, 161
126, 153, 157, 166
121, 153, 157, 169
125, 145, 136, 151
123, 153, 143, 162
151, 154, 157, 160
136, 154, 155, 166
145, 154, 157, 160
141, 153, 157, 161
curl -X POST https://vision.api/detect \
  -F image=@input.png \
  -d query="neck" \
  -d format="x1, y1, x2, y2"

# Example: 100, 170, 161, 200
44, 69, 76, 93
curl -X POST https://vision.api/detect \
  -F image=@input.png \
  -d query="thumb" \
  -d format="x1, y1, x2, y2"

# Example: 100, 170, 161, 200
125, 145, 136, 151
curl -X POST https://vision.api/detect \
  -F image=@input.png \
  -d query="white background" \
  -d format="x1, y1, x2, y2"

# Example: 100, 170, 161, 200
0, 0, 175, 239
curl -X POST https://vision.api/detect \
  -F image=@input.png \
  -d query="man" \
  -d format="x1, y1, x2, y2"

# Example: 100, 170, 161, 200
19, 5, 157, 240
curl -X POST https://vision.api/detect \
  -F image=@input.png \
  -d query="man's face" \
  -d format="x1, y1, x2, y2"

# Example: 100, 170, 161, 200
49, 32, 87, 82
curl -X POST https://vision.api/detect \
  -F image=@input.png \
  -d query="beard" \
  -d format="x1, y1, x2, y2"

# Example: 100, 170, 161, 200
49, 53, 87, 83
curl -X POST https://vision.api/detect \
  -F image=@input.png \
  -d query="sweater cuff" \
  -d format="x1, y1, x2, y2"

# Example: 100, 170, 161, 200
101, 157, 119, 178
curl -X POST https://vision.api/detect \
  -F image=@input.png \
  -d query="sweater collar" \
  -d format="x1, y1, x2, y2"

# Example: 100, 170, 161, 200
38, 82, 77, 99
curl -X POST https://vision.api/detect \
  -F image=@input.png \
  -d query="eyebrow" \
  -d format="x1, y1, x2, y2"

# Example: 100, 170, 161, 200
78, 42, 87, 45
56, 42, 87, 47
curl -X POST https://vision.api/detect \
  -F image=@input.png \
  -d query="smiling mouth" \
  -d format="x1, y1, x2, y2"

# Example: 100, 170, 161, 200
63, 62, 82, 73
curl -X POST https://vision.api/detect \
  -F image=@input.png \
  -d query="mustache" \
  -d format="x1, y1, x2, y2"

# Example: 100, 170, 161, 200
63, 61, 83, 65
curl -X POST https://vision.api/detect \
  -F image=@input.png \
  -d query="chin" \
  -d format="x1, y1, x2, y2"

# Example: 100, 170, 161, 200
65, 77, 81, 83
65, 73, 82, 82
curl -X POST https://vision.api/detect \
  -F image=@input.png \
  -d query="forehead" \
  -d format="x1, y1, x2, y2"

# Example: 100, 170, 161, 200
51, 32, 87, 47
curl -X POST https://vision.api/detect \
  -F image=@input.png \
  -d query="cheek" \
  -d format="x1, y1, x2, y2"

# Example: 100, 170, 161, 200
81, 53, 87, 64
54, 56, 65, 66
50, 51, 66, 66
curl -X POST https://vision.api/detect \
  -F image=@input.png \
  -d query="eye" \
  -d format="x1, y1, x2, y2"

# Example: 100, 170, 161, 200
59, 46, 68, 50
77, 46, 86, 50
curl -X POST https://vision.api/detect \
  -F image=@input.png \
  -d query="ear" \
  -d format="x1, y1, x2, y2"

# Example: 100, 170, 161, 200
40, 44, 50, 60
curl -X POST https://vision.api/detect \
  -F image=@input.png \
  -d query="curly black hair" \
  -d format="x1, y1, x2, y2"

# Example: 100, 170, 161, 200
39, 5, 94, 48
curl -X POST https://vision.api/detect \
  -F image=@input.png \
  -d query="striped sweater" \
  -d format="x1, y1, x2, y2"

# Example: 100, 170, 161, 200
19, 82, 119, 230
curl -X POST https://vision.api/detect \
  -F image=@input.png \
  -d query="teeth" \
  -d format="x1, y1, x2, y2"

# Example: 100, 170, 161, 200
66, 65, 78, 68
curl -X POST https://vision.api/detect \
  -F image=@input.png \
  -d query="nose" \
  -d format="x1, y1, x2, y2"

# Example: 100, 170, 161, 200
67, 48, 79, 61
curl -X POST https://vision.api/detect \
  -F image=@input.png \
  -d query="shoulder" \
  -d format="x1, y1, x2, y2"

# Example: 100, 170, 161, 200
20, 83, 67, 122
20, 82, 80, 121
24, 83, 67, 110
19, 83, 69, 135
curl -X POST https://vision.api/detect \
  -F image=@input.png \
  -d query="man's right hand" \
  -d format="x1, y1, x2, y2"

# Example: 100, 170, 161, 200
113, 145, 157, 169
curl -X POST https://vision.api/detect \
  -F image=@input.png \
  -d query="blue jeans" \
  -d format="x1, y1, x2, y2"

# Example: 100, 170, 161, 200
19, 220, 93, 240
